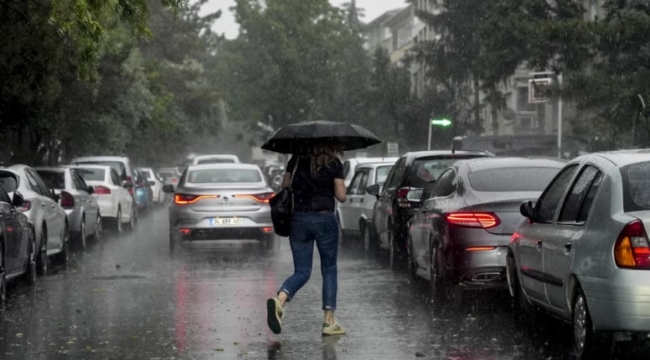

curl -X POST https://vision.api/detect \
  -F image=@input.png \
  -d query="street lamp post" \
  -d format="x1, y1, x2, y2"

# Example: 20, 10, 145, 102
427, 118, 453, 150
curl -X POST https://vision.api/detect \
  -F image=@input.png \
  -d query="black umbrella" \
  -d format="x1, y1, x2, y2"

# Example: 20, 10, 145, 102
261, 120, 381, 154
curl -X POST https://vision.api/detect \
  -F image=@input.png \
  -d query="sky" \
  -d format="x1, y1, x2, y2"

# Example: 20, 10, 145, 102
201, 0, 409, 39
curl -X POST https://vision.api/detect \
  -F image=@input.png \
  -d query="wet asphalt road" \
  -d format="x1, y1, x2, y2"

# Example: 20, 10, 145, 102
1, 207, 649, 360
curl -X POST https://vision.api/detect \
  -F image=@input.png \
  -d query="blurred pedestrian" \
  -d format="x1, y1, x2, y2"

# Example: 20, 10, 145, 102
266, 140, 347, 336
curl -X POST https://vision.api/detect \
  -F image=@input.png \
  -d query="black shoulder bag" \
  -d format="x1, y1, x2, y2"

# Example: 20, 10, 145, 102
269, 158, 299, 237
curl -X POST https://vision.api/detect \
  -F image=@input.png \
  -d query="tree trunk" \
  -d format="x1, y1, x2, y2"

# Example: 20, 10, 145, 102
491, 103, 499, 136
474, 75, 481, 134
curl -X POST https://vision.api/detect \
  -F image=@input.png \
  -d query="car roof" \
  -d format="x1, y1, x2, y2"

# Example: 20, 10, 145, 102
458, 157, 567, 172
187, 163, 260, 171
72, 156, 129, 162
356, 162, 397, 169
66, 164, 113, 170
34, 167, 67, 173
585, 150, 650, 167
346, 157, 398, 163
194, 154, 239, 159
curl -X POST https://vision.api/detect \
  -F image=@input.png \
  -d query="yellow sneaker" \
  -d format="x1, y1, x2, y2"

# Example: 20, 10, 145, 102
266, 297, 283, 334
322, 320, 346, 336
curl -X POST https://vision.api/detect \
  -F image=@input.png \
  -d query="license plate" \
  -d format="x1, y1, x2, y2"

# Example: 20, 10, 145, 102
209, 217, 243, 225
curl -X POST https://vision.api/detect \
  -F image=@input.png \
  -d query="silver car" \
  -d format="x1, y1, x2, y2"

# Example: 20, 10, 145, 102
35, 167, 101, 250
507, 150, 650, 359
164, 164, 275, 250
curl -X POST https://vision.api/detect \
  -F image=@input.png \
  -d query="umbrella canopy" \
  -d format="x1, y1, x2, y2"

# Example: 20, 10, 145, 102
261, 120, 381, 154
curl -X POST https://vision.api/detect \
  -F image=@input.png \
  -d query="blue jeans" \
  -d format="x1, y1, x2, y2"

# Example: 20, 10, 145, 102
279, 212, 339, 310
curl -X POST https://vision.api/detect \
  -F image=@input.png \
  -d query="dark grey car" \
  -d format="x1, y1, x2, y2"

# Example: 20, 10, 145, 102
407, 157, 565, 300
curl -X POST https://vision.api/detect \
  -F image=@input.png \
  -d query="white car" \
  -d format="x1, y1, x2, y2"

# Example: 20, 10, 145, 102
139, 167, 164, 204
192, 154, 240, 165
342, 157, 398, 188
67, 165, 135, 234
337, 160, 396, 248
0, 165, 69, 274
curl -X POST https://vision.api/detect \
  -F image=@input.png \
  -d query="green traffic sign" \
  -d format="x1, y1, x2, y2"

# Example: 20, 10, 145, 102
431, 118, 452, 127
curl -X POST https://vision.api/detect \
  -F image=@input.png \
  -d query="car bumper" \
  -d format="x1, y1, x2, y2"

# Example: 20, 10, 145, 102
581, 272, 650, 332
170, 208, 273, 241
448, 230, 510, 289
96, 196, 118, 219
65, 209, 82, 233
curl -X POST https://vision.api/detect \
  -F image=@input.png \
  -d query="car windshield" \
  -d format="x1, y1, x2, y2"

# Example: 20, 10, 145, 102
622, 161, 650, 211
197, 158, 235, 165
36, 170, 66, 189
75, 168, 105, 182
187, 169, 262, 183
468, 167, 561, 192
76, 161, 126, 179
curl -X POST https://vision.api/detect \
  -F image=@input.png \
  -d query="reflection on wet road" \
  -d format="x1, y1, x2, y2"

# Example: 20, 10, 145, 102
1, 208, 648, 359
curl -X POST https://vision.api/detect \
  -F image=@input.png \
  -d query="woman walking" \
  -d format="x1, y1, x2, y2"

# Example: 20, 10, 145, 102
266, 141, 348, 336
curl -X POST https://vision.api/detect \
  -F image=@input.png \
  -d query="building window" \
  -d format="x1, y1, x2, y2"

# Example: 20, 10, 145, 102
516, 86, 537, 112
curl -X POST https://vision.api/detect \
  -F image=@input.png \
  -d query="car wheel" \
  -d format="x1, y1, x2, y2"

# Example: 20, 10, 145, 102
115, 208, 123, 234
127, 206, 136, 232
37, 228, 49, 276
362, 227, 372, 253
26, 237, 37, 285
79, 220, 87, 250
407, 235, 417, 278
573, 287, 615, 360
93, 216, 102, 241
58, 223, 70, 266
429, 244, 447, 302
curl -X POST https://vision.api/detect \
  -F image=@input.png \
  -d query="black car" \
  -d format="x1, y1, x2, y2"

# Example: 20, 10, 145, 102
367, 151, 492, 262
0, 181, 37, 303
406, 157, 565, 301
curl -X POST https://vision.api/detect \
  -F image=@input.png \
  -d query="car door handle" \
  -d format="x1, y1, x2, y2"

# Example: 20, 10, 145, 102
565, 242, 573, 252
536, 239, 543, 249
360, 198, 364, 203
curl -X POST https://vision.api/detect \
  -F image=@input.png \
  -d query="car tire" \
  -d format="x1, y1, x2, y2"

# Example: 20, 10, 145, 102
407, 235, 418, 278
429, 244, 448, 303
126, 206, 137, 232
92, 216, 102, 241
573, 287, 615, 360
79, 219, 87, 251
0, 245, 6, 304
507, 254, 536, 323
114, 208, 123, 235
362, 227, 373, 253
37, 227, 49, 276
26, 237, 37, 285
58, 223, 70, 267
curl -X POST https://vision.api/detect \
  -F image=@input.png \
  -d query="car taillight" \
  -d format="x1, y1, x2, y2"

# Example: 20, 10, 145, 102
172, 178, 178, 183
94, 186, 111, 195
445, 212, 500, 229
174, 194, 218, 205
60, 191, 75, 209
397, 187, 411, 208
19, 200, 31, 212
233, 192, 276, 203
615, 220, 650, 269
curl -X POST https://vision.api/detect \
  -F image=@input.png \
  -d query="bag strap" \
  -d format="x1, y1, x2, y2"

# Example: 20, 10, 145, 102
289, 156, 299, 212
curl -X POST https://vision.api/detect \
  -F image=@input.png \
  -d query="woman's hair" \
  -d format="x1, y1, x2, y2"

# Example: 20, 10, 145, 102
310, 140, 344, 175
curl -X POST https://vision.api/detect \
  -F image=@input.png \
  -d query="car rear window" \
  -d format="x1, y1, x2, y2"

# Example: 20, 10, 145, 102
36, 170, 66, 189
409, 157, 473, 188
0, 172, 19, 193
76, 161, 126, 178
188, 169, 262, 183
621, 161, 650, 211
468, 167, 561, 192
76, 168, 105, 182
158, 171, 175, 179
140, 171, 151, 179
197, 158, 235, 165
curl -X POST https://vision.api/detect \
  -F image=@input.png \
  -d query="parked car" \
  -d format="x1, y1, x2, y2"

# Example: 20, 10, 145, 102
0, 184, 36, 303
407, 157, 565, 300
192, 154, 240, 165
342, 157, 398, 188
337, 160, 396, 249
0, 165, 69, 273
70, 156, 136, 198
139, 167, 164, 205
35, 167, 101, 249
164, 164, 275, 250
368, 151, 493, 263
68, 165, 135, 234
507, 150, 650, 359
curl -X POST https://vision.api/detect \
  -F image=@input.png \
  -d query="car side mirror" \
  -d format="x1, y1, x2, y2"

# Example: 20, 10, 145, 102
87, 186, 94, 195
12, 191, 24, 208
520, 201, 536, 221
366, 184, 380, 196
162, 184, 175, 193
407, 188, 423, 202
123, 181, 134, 189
